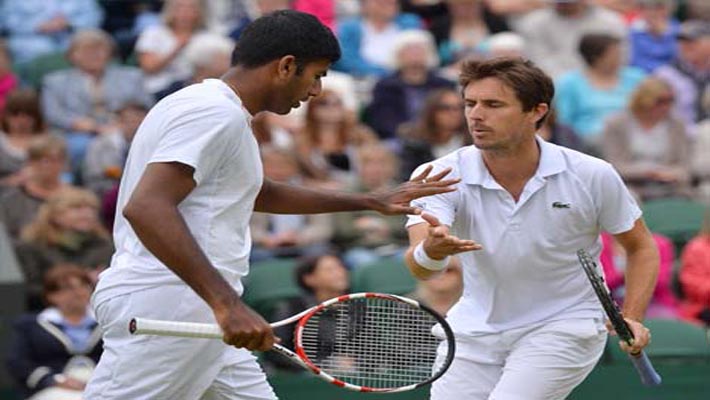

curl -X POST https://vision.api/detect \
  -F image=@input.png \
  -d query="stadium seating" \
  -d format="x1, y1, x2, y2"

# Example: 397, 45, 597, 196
15, 51, 71, 89
242, 258, 301, 320
641, 198, 706, 255
604, 318, 709, 362
350, 256, 417, 295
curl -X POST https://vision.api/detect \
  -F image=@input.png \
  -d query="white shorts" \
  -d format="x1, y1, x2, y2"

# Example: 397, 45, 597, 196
431, 318, 607, 400
84, 285, 277, 400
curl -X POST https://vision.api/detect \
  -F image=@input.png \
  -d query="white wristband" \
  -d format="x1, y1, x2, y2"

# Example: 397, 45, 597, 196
413, 242, 450, 271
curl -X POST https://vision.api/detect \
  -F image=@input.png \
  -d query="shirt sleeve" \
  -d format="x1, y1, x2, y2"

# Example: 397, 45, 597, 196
405, 163, 457, 229
592, 161, 642, 234
149, 103, 243, 185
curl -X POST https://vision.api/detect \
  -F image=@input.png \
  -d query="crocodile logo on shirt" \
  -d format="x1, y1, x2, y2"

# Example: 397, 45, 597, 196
552, 201, 571, 209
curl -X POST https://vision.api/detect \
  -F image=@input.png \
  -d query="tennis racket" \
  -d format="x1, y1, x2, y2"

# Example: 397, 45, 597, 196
577, 249, 662, 386
130, 292, 456, 393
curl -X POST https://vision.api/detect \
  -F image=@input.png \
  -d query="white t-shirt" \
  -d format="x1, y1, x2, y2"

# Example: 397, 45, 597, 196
93, 79, 263, 303
407, 137, 641, 334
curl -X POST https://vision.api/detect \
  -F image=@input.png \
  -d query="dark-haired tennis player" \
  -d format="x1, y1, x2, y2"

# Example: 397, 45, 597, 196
85, 10, 457, 400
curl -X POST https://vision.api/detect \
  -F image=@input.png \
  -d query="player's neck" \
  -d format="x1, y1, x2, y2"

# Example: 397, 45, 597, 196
222, 68, 265, 116
482, 138, 540, 200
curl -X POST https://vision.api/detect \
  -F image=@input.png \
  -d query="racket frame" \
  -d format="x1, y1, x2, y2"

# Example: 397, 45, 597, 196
130, 292, 456, 393
577, 249, 662, 386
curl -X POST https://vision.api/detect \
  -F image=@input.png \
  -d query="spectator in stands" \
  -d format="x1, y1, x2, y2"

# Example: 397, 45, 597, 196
429, 0, 508, 66
0, 0, 104, 65
0, 135, 69, 241
15, 187, 113, 310
41, 30, 152, 178
266, 253, 350, 370
655, 20, 710, 135
629, 0, 679, 73
154, 34, 235, 100
250, 146, 334, 262
484, 0, 546, 30
83, 102, 149, 199
555, 33, 646, 154
6, 264, 101, 400
293, 0, 336, 31
408, 256, 463, 316
334, 0, 423, 77
0, 89, 46, 188
600, 231, 680, 319
295, 89, 378, 180
332, 143, 410, 268
602, 77, 690, 200
679, 209, 710, 325
480, 31, 526, 59
399, 88, 468, 181
0, 41, 19, 115
691, 99, 710, 203
516, 0, 626, 78
136, 0, 221, 96
365, 30, 455, 142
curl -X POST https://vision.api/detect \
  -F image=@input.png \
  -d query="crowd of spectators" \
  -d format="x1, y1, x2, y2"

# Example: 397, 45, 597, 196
0, 0, 708, 395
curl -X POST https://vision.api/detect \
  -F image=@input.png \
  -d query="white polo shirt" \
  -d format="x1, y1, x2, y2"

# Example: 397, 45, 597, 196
93, 79, 263, 304
407, 137, 641, 334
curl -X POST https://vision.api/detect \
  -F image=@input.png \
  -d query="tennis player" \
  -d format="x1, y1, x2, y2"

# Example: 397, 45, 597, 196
404, 57, 659, 400
84, 11, 457, 400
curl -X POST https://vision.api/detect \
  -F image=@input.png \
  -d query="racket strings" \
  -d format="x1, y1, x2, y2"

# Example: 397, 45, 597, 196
300, 298, 445, 389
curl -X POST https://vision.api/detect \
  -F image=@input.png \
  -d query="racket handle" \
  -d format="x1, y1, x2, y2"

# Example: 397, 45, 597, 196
628, 351, 662, 386
130, 318, 223, 339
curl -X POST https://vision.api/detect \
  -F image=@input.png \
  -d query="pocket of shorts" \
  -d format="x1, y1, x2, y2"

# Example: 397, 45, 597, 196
555, 318, 605, 341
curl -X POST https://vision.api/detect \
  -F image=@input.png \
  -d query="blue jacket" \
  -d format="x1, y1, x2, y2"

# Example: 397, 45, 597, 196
629, 20, 679, 73
333, 14, 423, 77
6, 308, 102, 398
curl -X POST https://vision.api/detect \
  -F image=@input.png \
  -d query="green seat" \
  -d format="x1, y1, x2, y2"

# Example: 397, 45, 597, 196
351, 256, 417, 295
605, 319, 710, 363
15, 51, 71, 89
242, 258, 301, 319
641, 198, 705, 255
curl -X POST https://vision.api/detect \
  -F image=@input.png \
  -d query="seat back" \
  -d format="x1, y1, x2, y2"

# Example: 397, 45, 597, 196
351, 256, 417, 295
642, 198, 705, 255
242, 258, 301, 319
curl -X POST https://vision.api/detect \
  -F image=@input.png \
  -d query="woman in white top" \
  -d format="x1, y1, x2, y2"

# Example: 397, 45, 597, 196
136, 0, 218, 95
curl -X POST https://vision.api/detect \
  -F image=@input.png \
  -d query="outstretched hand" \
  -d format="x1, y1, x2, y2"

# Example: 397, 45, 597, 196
420, 213, 482, 259
369, 166, 460, 215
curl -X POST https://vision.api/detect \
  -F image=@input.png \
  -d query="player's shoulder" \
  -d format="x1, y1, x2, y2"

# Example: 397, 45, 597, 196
158, 81, 247, 124
412, 146, 476, 181
555, 143, 615, 179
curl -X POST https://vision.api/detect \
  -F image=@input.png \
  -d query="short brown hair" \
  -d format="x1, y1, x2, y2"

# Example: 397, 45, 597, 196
1, 88, 46, 133
459, 57, 554, 129
43, 264, 92, 297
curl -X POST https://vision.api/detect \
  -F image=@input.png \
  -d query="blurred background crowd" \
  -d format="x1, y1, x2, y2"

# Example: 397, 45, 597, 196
0, 0, 708, 399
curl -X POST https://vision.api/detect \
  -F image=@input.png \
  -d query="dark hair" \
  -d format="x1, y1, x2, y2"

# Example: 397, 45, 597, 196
294, 253, 342, 294
578, 33, 620, 66
1, 88, 46, 133
231, 10, 341, 71
406, 88, 466, 142
43, 264, 92, 300
459, 57, 554, 129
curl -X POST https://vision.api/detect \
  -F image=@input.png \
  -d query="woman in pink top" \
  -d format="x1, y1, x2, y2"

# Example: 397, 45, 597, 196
0, 42, 18, 115
600, 231, 680, 319
678, 211, 710, 325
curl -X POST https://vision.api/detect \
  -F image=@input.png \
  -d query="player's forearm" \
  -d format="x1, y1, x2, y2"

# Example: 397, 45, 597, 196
254, 179, 376, 214
621, 244, 660, 322
123, 200, 241, 311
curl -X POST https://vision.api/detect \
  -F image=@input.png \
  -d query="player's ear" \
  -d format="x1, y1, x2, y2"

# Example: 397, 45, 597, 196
276, 55, 298, 80
531, 103, 549, 127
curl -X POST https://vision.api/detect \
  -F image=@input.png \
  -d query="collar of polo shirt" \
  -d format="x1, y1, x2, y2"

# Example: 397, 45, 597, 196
459, 136, 567, 187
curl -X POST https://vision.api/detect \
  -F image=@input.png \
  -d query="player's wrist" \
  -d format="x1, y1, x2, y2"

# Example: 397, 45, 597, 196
413, 242, 450, 271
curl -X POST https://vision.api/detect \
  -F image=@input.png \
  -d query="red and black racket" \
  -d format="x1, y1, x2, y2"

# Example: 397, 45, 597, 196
130, 292, 456, 393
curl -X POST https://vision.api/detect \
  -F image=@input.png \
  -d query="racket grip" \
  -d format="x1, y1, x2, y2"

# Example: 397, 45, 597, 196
130, 318, 223, 339
628, 351, 662, 386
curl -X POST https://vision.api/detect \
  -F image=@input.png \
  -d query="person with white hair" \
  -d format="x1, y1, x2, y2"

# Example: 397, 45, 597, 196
41, 29, 153, 177
154, 34, 236, 100
365, 29, 455, 141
